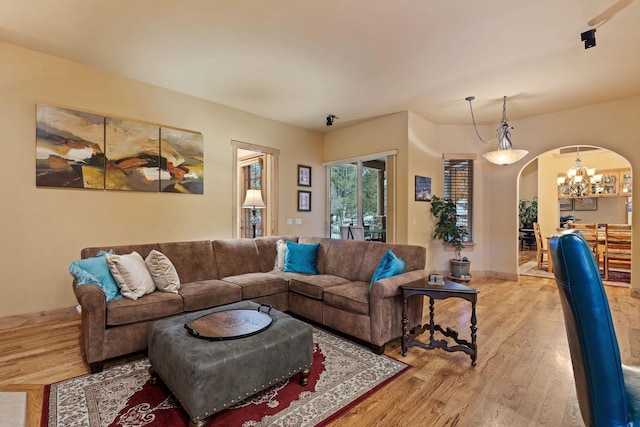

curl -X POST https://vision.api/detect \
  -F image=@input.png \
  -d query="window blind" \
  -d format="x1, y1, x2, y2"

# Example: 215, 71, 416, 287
444, 158, 474, 242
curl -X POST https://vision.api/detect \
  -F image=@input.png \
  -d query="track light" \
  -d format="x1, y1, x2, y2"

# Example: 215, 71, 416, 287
326, 115, 336, 126
581, 29, 596, 49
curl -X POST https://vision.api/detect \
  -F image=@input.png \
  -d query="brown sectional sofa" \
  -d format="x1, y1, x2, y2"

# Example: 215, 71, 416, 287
73, 236, 427, 373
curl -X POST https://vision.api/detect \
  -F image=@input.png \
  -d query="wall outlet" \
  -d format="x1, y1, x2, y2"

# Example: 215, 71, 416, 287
287, 218, 293, 225
295, 218, 302, 225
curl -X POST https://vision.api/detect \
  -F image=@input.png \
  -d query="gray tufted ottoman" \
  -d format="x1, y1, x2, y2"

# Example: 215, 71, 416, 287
148, 300, 313, 427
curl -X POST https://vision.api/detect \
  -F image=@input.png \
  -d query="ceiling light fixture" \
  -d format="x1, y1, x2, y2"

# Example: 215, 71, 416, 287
557, 147, 600, 198
465, 95, 529, 166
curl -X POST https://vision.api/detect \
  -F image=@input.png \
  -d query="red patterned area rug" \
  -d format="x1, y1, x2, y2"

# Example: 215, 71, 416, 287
42, 327, 409, 426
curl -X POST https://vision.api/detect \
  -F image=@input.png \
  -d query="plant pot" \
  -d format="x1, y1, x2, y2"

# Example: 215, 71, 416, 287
449, 259, 471, 278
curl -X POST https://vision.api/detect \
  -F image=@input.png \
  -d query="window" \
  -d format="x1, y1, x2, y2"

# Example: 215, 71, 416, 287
443, 155, 475, 243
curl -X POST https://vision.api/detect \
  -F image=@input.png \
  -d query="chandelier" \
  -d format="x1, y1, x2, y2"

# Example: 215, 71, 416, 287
465, 95, 529, 165
557, 147, 600, 197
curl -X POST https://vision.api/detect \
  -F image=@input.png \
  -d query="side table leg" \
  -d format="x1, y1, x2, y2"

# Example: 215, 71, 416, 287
402, 297, 408, 356
429, 297, 435, 344
470, 300, 478, 366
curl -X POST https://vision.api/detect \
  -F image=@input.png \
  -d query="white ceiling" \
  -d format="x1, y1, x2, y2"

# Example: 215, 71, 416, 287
2, 0, 639, 132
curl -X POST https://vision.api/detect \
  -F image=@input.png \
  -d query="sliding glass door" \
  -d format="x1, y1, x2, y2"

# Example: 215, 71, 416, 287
329, 158, 387, 241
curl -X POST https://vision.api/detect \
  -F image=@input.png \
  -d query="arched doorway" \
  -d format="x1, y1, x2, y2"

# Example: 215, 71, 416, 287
518, 146, 632, 284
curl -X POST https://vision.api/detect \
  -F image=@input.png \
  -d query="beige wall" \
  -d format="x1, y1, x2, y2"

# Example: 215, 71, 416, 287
0, 42, 323, 318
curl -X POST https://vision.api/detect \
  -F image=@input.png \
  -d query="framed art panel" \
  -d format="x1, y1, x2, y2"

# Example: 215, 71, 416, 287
415, 175, 432, 201
36, 104, 106, 189
559, 198, 573, 211
105, 118, 160, 192
160, 127, 204, 194
574, 198, 597, 211
298, 190, 311, 212
298, 165, 311, 187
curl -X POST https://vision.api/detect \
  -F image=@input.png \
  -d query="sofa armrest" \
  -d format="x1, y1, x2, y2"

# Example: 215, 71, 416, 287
368, 270, 427, 348
370, 269, 429, 300
72, 282, 107, 365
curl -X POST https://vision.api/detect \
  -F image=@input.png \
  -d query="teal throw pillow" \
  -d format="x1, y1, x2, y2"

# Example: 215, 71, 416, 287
69, 251, 121, 302
283, 241, 320, 275
370, 249, 405, 286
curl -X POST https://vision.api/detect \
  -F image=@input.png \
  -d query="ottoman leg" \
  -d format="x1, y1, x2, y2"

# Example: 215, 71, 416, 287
300, 368, 311, 386
189, 420, 207, 427
149, 366, 158, 385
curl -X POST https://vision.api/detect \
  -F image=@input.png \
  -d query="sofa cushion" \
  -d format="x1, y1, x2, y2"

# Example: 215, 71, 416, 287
214, 239, 262, 278
179, 280, 242, 312
273, 239, 287, 271
254, 236, 299, 273
69, 252, 121, 302
284, 241, 320, 274
289, 274, 350, 300
158, 241, 218, 282
82, 243, 161, 260
221, 273, 289, 300
322, 239, 368, 281
106, 291, 183, 326
106, 252, 156, 300
370, 249, 405, 286
145, 250, 180, 293
323, 281, 370, 315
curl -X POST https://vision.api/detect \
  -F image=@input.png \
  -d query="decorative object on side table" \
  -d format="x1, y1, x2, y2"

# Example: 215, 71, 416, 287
430, 195, 471, 280
428, 273, 445, 287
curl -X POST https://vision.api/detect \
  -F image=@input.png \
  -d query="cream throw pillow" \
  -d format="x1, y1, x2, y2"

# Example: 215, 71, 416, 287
145, 250, 180, 294
273, 239, 287, 271
106, 251, 156, 300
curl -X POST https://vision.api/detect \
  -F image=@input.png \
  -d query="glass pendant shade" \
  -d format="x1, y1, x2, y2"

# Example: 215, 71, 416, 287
466, 96, 528, 166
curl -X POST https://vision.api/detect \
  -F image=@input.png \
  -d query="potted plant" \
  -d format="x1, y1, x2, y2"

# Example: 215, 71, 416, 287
430, 195, 470, 278
519, 197, 538, 228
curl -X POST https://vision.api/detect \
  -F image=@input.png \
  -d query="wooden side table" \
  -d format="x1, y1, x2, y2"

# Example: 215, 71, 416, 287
401, 278, 479, 366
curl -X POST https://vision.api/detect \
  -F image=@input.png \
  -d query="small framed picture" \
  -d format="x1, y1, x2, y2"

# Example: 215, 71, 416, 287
415, 175, 432, 202
574, 198, 597, 211
298, 190, 311, 212
559, 198, 573, 211
298, 165, 311, 187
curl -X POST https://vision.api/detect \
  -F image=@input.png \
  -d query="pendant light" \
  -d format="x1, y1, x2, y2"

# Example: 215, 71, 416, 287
465, 96, 529, 165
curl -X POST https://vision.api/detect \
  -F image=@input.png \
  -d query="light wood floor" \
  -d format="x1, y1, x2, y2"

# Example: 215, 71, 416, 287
2, 257, 639, 426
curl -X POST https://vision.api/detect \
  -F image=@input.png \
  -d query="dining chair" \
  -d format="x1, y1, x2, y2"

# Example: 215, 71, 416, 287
573, 223, 602, 271
604, 224, 632, 280
339, 225, 364, 240
533, 222, 551, 271
549, 230, 640, 426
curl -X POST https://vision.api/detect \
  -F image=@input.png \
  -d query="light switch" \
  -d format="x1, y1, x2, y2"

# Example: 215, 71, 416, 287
287, 218, 293, 225
295, 218, 302, 225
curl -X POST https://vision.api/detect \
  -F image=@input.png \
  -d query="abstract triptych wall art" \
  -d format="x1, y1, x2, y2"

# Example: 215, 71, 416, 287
35, 104, 204, 194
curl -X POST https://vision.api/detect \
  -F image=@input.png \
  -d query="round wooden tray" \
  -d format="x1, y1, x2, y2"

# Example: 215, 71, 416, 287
184, 306, 273, 341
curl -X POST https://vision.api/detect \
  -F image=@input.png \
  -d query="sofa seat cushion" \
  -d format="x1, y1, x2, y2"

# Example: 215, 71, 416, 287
289, 274, 350, 300
221, 273, 289, 300
323, 281, 370, 315
179, 280, 242, 312
106, 291, 183, 326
